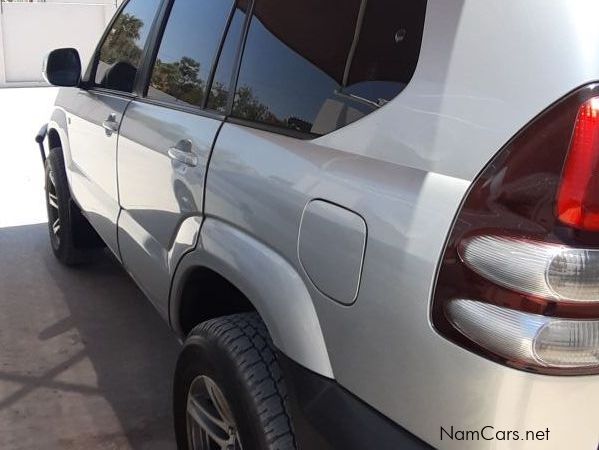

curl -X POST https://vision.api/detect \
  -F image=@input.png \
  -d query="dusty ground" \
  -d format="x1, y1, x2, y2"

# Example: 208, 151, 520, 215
0, 87, 180, 449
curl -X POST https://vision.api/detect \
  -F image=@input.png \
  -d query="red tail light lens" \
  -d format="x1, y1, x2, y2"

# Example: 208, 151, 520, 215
433, 84, 599, 375
557, 97, 599, 231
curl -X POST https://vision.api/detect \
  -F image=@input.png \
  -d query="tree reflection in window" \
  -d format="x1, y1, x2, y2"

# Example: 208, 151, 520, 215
151, 57, 205, 106
100, 13, 144, 69
95, 0, 161, 92
147, 0, 234, 108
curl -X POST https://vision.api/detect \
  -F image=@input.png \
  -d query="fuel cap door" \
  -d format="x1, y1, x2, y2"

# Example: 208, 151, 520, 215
298, 200, 367, 305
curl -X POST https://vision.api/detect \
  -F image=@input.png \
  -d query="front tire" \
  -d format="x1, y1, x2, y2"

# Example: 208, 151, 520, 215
45, 147, 100, 265
174, 313, 296, 450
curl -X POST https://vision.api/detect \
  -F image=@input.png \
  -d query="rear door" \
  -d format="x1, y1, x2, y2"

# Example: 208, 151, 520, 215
116, 0, 239, 316
66, 0, 162, 255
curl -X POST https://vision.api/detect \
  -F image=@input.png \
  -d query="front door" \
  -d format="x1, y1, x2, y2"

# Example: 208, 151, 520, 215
66, 0, 162, 255
116, 0, 237, 316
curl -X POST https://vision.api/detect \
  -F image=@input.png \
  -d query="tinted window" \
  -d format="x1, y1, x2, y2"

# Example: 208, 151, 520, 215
206, 5, 246, 113
147, 0, 234, 108
232, 0, 427, 135
95, 0, 161, 92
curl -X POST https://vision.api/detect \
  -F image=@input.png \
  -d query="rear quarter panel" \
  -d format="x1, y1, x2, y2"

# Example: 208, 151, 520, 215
205, 0, 599, 448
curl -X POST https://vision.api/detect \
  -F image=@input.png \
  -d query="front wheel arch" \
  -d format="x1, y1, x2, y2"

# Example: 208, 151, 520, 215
47, 127, 62, 152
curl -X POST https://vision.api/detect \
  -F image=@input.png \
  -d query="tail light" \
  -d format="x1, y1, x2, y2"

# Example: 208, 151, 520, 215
433, 84, 599, 375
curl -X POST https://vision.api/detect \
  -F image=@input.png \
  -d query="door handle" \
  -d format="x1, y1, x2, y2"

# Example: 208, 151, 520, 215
168, 139, 198, 167
102, 113, 119, 135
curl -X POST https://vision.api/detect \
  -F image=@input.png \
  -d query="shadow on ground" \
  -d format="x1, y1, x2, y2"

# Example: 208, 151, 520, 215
0, 223, 180, 450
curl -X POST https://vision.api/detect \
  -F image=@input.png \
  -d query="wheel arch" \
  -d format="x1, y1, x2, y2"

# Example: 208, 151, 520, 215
47, 108, 72, 163
169, 218, 334, 379
173, 265, 258, 337
47, 127, 61, 151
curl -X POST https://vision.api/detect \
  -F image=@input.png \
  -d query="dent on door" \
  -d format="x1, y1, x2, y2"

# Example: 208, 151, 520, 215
298, 200, 367, 305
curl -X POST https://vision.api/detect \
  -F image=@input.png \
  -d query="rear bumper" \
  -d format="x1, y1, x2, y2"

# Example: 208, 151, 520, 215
278, 353, 433, 450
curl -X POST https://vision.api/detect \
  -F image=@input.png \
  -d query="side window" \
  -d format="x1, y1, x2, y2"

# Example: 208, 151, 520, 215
147, 0, 234, 108
232, 0, 427, 136
94, 0, 161, 93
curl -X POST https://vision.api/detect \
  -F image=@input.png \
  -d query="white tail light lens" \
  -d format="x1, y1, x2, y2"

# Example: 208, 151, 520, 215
547, 248, 599, 301
535, 320, 599, 367
447, 299, 599, 370
433, 85, 599, 374
460, 235, 599, 302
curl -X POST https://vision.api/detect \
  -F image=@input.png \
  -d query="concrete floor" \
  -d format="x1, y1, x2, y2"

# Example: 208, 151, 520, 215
0, 88, 180, 449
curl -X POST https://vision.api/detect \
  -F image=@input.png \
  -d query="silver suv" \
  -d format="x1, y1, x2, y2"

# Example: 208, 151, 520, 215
38, 0, 599, 448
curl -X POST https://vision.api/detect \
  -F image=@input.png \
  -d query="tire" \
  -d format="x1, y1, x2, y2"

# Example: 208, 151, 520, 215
45, 147, 101, 265
174, 313, 296, 450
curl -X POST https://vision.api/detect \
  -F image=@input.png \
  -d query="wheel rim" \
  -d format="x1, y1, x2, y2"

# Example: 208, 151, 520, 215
186, 375, 242, 450
46, 169, 61, 248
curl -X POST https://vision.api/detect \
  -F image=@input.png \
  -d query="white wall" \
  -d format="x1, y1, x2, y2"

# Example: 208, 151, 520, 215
0, 1, 121, 86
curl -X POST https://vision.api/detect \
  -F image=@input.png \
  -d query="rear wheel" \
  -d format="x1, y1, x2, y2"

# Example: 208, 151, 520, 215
45, 147, 101, 265
174, 313, 296, 450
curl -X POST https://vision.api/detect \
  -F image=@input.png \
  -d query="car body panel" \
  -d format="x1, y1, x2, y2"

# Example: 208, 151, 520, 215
117, 101, 222, 316
170, 217, 334, 378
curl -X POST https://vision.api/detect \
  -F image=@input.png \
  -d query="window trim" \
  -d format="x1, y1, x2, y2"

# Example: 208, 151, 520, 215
201, 0, 239, 110
82, 0, 165, 97
136, 96, 226, 122
226, 116, 319, 141
136, 0, 175, 99
132, 0, 172, 97
223, 0, 254, 116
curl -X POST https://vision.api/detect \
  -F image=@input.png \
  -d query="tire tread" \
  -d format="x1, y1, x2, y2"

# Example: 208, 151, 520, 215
192, 313, 296, 449
45, 148, 81, 265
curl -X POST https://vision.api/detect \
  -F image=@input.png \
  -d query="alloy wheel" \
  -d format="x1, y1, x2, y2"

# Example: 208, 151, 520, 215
47, 169, 61, 248
186, 375, 242, 450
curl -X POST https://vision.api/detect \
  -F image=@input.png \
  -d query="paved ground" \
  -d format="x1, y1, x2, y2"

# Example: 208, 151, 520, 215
0, 88, 180, 449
